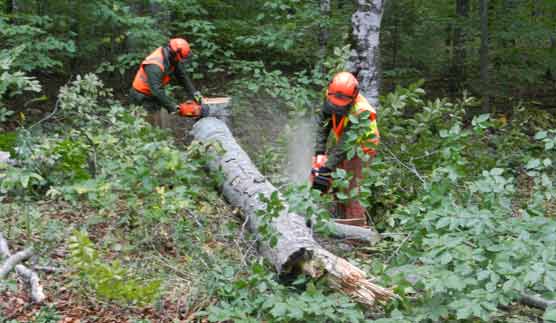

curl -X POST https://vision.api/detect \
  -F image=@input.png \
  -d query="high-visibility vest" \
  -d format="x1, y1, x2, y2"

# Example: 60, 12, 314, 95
132, 47, 175, 96
331, 94, 380, 155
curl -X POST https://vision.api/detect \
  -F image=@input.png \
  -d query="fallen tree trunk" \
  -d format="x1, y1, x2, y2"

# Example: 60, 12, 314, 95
191, 117, 394, 306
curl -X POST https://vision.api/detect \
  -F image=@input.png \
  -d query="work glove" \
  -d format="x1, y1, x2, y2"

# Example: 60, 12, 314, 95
312, 154, 328, 169
311, 166, 332, 193
166, 105, 177, 114
193, 91, 203, 104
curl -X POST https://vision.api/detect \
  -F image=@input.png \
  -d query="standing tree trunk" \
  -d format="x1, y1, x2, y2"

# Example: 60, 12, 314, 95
451, 0, 469, 94
480, 0, 490, 112
6, 0, 16, 22
347, 0, 386, 108
37, 0, 47, 16
318, 0, 331, 67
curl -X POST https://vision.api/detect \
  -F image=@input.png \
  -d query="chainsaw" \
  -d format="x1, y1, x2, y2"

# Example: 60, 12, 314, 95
310, 154, 332, 192
177, 97, 231, 119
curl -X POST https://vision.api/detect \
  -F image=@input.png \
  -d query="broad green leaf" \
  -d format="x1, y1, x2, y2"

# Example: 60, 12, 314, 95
526, 159, 541, 170
544, 307, 556, 322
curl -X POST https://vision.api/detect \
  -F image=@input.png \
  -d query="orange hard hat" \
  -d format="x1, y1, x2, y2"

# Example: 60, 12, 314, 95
169, 38, 191, 61
326, 72, 359, 106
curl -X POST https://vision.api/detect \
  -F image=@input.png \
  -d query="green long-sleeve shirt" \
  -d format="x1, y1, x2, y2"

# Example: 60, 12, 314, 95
314, 109, 351, 170
143, 47, 197, 112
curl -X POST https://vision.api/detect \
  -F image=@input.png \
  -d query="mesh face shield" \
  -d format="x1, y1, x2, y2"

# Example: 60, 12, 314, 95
323, 100, 351, 117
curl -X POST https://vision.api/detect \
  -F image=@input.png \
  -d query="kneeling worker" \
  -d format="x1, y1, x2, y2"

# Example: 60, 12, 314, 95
129, 38, 208, 124
311, 72, 380, 227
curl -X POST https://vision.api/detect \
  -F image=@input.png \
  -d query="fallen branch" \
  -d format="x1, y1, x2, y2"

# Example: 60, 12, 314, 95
0, 233, 46, 303
0, 247, 33, 279
520, 293, 556, 310
312, 218, 381, 243
191, 117, 394, 306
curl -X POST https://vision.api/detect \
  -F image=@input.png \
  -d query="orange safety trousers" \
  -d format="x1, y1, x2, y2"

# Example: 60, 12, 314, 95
334, 156, 367, 226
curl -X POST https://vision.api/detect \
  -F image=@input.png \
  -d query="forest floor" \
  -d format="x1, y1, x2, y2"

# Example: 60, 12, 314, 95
1, 81, 551, 322
0, 92, 302, 322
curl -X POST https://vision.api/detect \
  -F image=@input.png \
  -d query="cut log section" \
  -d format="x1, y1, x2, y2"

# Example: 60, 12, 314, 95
191, 116, 394, 306
204, 97, 232, 124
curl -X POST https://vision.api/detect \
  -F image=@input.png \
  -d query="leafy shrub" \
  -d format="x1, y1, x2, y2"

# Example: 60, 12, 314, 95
0, 16, 75, 72
0, 46, 42, 122
68, 230, 161, 305
201, 262, 366, 323
0, 131, 17, 154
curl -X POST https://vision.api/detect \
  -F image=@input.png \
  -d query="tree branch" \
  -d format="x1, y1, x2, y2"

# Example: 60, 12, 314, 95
0, 247, 33, 279
0, 232, 46, 303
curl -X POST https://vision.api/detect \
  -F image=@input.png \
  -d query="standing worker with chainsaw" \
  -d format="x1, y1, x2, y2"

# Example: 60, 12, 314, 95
129, 38, 208, 124
311, 72, 380, 227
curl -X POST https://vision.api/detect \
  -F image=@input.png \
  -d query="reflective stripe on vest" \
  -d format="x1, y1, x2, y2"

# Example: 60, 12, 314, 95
132, 47, 174, 96
331, 94, 377, 141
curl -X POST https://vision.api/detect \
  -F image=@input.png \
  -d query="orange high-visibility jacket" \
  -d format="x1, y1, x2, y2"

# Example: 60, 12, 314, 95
330, 94, 380, 156
132, 47, 175, 96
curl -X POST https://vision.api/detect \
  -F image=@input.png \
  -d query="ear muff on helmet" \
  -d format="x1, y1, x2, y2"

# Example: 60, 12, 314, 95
168, 38, 191, 62
323, 100, 351, 117
327, 72, 359, 106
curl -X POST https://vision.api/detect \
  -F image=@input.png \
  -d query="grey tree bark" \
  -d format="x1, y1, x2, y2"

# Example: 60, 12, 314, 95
191, 116, 393, 306
346, 0, 386, 108
0, 233, 46, 303
479, 0, 490, 112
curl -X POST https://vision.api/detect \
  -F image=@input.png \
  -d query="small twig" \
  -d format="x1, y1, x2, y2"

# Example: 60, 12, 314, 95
33, 265, 64, 273
28, 75, 73, 130
409, 149, 442, 161
382, 144, 427, 186
386, 233, 413, 265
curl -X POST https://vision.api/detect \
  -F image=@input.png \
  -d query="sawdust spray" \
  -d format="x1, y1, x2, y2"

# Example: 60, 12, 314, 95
285, 118, 315, 185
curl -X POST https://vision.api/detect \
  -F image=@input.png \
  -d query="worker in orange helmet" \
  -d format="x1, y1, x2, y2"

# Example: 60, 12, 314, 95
129, 38, 208, 123
311, 72, 380, 227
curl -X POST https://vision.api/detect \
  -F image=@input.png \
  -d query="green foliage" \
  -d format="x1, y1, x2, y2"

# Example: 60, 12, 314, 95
94, 2, 165, 75
255, 191, 285, 247
0, 131, 16, 154
68, 230, 161, 305
0, 46, 42, 122
0, 16, 75, 72
348, 82, 556, 321
201, 262, 366, 323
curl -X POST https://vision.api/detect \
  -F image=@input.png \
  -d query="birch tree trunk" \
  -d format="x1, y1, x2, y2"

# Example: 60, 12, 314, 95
480, 0, 490, 112
191, 117, 393, 306
347, 0, 386, 108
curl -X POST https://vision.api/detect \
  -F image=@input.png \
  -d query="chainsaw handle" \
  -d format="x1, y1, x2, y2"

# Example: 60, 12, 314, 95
312, 154, 328, 169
